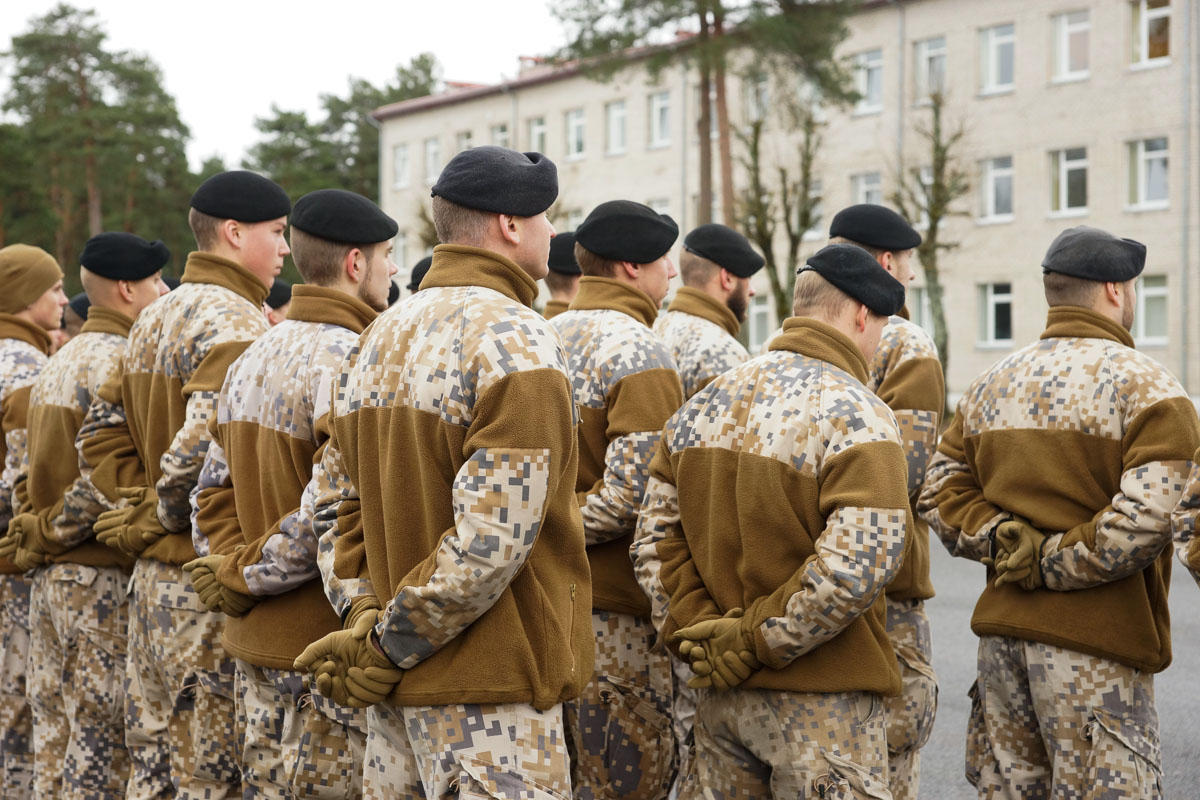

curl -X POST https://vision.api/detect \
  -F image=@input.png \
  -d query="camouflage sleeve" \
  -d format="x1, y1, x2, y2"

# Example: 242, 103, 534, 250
313, 428, 376, 620
683, 337, 746, 400
917, 407, 1011, 563
190, 416, 242, 558
77, 366, 146, 508
873, 354, 944, 501
1041, 399, 1200, 591
373, 367, 576, 670
1, 380, 37, 527
48, 472, 107, 550
1170, 454, 1200, 588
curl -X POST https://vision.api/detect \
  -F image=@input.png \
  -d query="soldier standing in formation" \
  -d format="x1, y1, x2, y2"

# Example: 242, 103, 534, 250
405, 254, 431, 297
542, 231, 580, 319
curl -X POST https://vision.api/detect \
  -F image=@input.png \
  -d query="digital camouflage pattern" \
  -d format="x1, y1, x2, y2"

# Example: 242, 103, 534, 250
0, 574, 33, 799
652, 288, 747, 400
881, 598, 937, 800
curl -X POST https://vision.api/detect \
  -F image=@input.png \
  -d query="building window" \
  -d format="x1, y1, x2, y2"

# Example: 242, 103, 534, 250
748, 294, 773, 353
854, 49, 884, 113
852, 172, 883, 205
392, 144, 409, 189
423, 137, 440, 184
566, 208, 586, 231
915, 166, 934, 228
1050, 148, 1088, 213
647, 198, 671, 216
979, 23, 1015, 94
1132, 275, 1167, 346
394, 232, 407, 276
1128, 138, 1168, 209
1132, 0, 1170, 65
528, 117, 546, 154
803, 178, 824, 239
980, 156, 1014, 221
914, 36, 946, 101
455, 131, 473, 152
909, 286, 936, 337
977, 283, 1013, 346
566, 109, 585, 159
490, 124, 509, 148
744, 75, 769, 123
649, 91, 671, 148
605, 101, 627, 155
1052, 11, 1089, 81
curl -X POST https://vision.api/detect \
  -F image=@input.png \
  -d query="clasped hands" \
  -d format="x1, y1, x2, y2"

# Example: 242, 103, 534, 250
181, 554, 258, 616
0, 513, 58, 571
672, 607, 761, 691
95, 487, 166, 556
983, 520, 1047, 591
293, 600, 404, 708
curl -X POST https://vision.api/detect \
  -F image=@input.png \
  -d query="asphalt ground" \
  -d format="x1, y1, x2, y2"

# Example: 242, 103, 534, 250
918, 540, 1200, 798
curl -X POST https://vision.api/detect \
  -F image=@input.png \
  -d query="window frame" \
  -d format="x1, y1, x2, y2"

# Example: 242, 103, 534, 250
914, 36, 947, 102
747, 294, 773, 353
565, 108, 586, 160
423, 136, 441, 185
1128, 137, 1169, 210
649, 90, 672, 148
979, 155, 1015, 223
455, 130, 473, 153
1052, 10, 1091, 82
1132, 0, 1171, 66
490, 124, 509, 148
1049, 147, 1088, 215
1132, 274, 1168, 346
854, 49, 884, 114
527, 117, 546, 154
979, 23, 1016, 95
392, 143, 410, 189
851, 171, 883, 206
605, 100, 627, 156
977, 282, 1014, 347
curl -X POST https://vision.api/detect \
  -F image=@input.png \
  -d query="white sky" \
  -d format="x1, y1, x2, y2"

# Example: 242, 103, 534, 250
2, 0, 568, 170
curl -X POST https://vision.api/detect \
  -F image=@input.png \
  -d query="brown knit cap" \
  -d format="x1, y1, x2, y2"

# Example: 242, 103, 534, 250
0, 245, 64, 314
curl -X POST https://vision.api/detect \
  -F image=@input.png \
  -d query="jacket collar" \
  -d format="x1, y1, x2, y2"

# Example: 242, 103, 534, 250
287, 285, 378, 334
181, 251, 271, 307
422, 244, 538, 307
667, 287, 740, 337
569, 277, 659, 328
1040, 306, 1135, 348
0, 314, 53, 355
768, 316, 870, 384
80, 306, 134, 338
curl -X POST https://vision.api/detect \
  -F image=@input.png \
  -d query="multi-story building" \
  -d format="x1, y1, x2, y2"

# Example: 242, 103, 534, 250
374, 0, 1199, 399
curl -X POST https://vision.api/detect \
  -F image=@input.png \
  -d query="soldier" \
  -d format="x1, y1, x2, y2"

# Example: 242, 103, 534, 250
62, 293, 89, 340
826, 204, 942, 799
77, 170, 290, 798
633, 243, 910, 797
405, 254, 431, 296
0, 244, 67, 799
0, 233, 168, 798
918, 226, 1200, 797
185, 189, 395, 799
542, 231, 580, 319
550, 200, 684, 799
295, 146, 591, 797
264, 278, 292, 326
654, 223, 762, 399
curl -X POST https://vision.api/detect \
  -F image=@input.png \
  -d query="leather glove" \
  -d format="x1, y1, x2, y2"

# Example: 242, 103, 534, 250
990, 521, 1046, 591
182, 555, 226, 612
673, 608, 761, 691
295, 607, 403, 707
95, 487, 166, 556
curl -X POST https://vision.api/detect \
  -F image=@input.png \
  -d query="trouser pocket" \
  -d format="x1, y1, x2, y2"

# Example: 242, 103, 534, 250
572, 674, 676, 800
1082, 706, 1162, 799
811, 751, 891, 799
964, 679, 992, 789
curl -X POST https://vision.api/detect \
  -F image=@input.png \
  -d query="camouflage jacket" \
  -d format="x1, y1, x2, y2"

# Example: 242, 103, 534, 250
653, 287, 749, 400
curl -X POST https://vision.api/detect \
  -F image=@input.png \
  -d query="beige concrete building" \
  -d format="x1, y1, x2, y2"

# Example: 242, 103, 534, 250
375, 0, 1199, 398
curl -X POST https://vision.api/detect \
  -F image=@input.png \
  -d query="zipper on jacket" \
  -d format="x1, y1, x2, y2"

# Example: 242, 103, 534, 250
569, 582, 577, 673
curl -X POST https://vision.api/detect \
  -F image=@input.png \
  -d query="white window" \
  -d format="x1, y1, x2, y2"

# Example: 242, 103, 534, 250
1052, 11, 1090, 81
1128, 138, 1168, 208
423, 137, 440, 184
566, 208, 586, 231
649, 91, 671, 148
566, 109, 585, 159
392, 144, 409, 189
748, 294, 773, 353
915, 166, 934, 228
804, 178, 824, 239
1050, 147, 1088, 213
915, 36, 946, 101
979, 156, 1014, 221
490, 124, 509, 148
1132, 275, 1167, 346
1132, 0, 1170, 65
647, 198, 671, 216
744, 75, 769, 123
455, 130, 473, 152
528, 117, 546, 153
909, 286, 936, 336
605, 101, 627, 155
979, 24, 1015, 94
977, 283, 1013, 346
854, 49, 883, 113
394, 232, 407, 276
852, 172, 883, 205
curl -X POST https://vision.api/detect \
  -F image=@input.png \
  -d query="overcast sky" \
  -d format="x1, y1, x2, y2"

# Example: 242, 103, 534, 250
2, 0, 569, 170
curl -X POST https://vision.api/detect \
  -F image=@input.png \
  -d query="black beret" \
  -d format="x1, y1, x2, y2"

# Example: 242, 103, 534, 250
798, 243, 906, 317
432, 146, 558, 216
387, 281, 401, 306
265, 278, 292, 310
548, 232, 580, 275
80, 232, 170, 281
407, 256, 433, 292
829, 204, 922, 251
575, 201, 679, 264
190, 170, 291, 222
291, 189, 398, 244
67, 292, 90, 321
684, 224, 764, 278
1041, 226, 1146, 282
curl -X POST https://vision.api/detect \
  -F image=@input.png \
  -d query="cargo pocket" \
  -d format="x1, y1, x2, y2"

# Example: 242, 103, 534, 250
599, 675, 677, 800
75, 626, 128, 727
289, 706, 364, 800
964, 680, 991, 789
1082, 706, 1162, 799
810, 751, 891, 799
453, 755, 571, 800
886, 645, 938, 754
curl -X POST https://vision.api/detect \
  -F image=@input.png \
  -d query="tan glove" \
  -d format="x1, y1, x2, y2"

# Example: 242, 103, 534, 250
95, 487, 166, 556
182, 555, 226, 612
294, 607, 402, 708
5, 514, 48, 570
673, 608, 761, 691
991, 521, 1047, 591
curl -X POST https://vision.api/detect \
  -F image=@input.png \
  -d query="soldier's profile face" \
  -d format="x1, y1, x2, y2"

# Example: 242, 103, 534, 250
359, 243, 397, 312
514, 212, 555, 281
238, 216, 290, 285
640, 254, 677, 306
888, 249, 915, 284
26, 280, 68, 332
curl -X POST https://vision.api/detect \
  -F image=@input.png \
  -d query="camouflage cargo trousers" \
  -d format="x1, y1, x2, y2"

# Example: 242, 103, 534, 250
882, 598, 937, 800
28, 563, 130, 799
564, 610, 677, 799
967, 635, 1162, 799
363, 700, 572, 799
234, 659, 367, 799
683, 688, 891, 800
0, 572, 34, 799
125, 558, 241, 800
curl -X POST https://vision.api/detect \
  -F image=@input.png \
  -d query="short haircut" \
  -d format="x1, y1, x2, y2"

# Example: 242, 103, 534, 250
431, 196, 492, 246
1043, 271, 1105, 308
828, 236, 887, 260
188, 207, 224, 251
680, 249, 721, 287
544, 269, 578, 294
290, 228, 377, 286
574, 242, 620, 278
792, 269, 852, 320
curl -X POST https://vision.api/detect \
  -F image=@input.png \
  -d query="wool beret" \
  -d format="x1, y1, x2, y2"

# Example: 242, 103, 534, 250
432, 146, 558, 216
0, 244, 63, 314
575, 201, 679, 264
387, 281, 401, 307
67, 292, 90, 321
684, 224, 764, 278
548, 232, 581, 276
798, 243, 906, 317
407, 256, 433, 292
265, 278, 292, 310
1041, 226, 1146, 282
829, 204, 922, 251
290, 189, 398, 244
190, 170, 291, 222
80, 232, 170, 281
